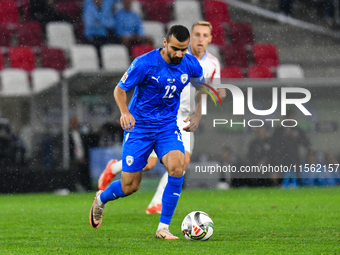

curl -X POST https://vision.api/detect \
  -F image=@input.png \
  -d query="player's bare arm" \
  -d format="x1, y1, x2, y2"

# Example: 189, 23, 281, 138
114, 86, 135, 131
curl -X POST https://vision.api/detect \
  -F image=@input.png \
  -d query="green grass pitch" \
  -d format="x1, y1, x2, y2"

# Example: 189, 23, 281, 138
1, 183, 340, 254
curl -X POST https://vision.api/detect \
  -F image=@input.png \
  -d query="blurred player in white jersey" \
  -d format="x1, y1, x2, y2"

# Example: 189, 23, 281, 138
98, 21, 225, 214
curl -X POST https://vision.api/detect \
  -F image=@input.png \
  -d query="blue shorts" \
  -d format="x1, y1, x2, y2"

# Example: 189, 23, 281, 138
122, 128, 185, 172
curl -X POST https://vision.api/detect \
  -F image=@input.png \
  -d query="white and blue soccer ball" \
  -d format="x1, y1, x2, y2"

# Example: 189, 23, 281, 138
181, 211, 214, 241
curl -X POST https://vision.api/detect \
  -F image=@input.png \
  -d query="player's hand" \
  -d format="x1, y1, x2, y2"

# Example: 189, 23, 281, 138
183, 114, 201, 132
216, 88, 226, 100
120, 112, 135, 131
183, 117, 191, 132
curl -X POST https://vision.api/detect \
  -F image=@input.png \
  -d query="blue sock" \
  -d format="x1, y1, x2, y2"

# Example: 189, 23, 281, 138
100, 180, 127, 204
160, 175, 183, 225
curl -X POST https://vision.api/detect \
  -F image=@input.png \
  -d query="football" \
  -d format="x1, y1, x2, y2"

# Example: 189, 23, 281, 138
181, 211, 214, 241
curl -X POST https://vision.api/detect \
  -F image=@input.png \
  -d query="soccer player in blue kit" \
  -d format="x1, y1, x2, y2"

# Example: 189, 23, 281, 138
89, 25, 205, 239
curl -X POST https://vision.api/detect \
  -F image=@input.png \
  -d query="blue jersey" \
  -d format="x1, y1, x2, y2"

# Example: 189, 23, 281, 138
118, 49, 204, 131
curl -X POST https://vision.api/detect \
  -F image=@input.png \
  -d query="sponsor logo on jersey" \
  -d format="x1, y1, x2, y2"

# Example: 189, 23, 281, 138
126, 156, 134, 166
181, 74, 188, 84
151, 76, 160, 83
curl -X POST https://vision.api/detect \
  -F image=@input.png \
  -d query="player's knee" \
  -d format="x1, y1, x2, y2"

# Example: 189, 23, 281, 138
123, 182, 140, 195
168, 163, 184, 177
130, 183, 140, 194
121, 175, 141, 195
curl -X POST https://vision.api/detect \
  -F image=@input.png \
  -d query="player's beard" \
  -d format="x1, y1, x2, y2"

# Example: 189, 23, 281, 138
167, 52, 183, 65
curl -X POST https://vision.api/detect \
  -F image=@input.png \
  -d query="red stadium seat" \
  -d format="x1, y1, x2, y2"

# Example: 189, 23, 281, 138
0, 50, 5, 70
131, 44, 155, 60
40, 47, 67, 71
17, 22, 43, 47
221, 66, 244, 79
8, 46, 36, 71
229, 22, 254, 46
204, 0, 231, 24
252, 43, 279, 67
17, 0, 30, 22
223, 44, 249, 68
247, 66, 274, 78
55, 0, 82, 23
0, 25, 13, 46
0, 1, 20, 27
143, 0, 174, 24
210, 22, 227, 47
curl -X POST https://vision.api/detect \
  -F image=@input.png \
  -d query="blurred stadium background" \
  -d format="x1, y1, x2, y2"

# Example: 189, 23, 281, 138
1, 0, 340, 193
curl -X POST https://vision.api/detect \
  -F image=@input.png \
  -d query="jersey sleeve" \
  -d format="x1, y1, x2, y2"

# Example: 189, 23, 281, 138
190, 58, 205, 88
193, 57, 204, 78
209, 57, 221, 88
118, 58, 147, 91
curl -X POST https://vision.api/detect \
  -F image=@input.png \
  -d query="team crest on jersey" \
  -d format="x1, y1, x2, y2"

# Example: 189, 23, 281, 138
181, 74, 188, 84
126, 156, 134, 166
121, 72, 128, 83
